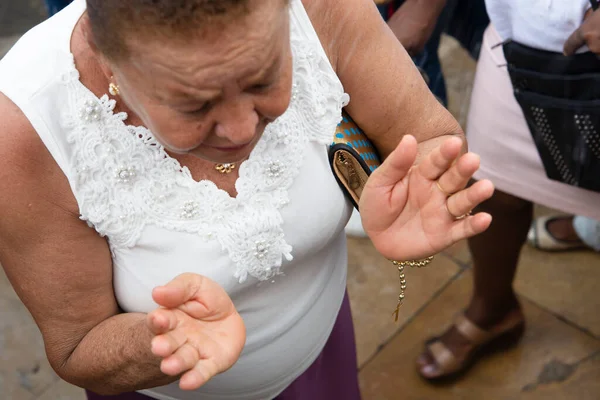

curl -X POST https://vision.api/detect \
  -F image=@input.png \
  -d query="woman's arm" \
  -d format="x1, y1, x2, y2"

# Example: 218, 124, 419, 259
304, 0, 493, 261
305, 0, 464, 161
0, 94, 176, 395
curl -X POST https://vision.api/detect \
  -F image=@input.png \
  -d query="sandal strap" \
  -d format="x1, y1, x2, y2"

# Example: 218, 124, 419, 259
428, 340, 461, 373
424, 311, 525, 378
454, 314, 492, 344
426, 314, 490, 373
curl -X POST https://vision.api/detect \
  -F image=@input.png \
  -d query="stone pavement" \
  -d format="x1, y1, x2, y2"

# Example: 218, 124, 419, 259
1, 2, 599, 399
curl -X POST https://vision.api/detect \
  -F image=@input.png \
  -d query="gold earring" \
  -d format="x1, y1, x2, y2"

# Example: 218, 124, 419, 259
109, 77, 120, 96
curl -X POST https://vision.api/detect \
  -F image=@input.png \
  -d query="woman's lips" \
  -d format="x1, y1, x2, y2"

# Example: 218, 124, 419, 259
201, 142, 251, 152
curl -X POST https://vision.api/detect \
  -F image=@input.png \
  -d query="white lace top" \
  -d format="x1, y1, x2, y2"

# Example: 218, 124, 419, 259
0, 1, 353, 399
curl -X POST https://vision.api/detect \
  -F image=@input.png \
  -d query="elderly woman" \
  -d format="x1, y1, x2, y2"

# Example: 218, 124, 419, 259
0, 0, 493, 399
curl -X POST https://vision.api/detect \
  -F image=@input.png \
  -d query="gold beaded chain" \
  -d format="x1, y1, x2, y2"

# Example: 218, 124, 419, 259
391, 256, 435, 322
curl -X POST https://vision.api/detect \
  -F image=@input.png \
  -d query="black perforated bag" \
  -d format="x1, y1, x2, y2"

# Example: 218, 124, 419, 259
502, 0, 600, 192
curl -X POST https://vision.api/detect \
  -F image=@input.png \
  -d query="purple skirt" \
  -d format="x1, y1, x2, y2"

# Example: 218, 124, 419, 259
86, 292, 361, 400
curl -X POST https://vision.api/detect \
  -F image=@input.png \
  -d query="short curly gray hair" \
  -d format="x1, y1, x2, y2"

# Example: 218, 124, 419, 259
87, 0, 252, 60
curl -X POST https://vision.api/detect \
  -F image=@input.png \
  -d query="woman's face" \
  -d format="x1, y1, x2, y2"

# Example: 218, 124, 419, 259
108, 1, 292, 164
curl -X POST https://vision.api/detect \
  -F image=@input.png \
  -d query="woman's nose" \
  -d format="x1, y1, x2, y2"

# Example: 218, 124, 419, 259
214, 99, 259, 145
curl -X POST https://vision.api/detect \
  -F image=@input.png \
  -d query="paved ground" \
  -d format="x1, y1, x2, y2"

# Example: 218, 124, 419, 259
1, 3, 599, 399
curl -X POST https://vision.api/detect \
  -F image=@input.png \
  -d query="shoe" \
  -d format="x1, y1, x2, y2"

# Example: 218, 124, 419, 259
527, 216, 587, 251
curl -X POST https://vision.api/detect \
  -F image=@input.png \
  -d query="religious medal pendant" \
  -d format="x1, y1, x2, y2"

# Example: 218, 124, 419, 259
392, 299, 402, 323
215, 163, 236, 174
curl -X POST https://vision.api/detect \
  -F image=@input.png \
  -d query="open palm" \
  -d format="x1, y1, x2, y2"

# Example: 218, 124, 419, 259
360, 135, 494, 260
147, 273, 246, 391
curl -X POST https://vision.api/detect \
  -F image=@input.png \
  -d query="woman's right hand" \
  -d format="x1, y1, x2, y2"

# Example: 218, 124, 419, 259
564, 8, 600, 56
147, 273, 246, 391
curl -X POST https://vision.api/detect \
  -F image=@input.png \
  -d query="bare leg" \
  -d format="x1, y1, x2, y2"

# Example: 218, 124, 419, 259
465, 188, 531, 326
417, 186, 531, 378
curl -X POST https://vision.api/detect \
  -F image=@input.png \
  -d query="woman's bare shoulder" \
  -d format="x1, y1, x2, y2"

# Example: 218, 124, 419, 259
301, 0, 341, 68
300, 0, 379, 74
0, 92, 77, 210
1, 93, 53, 179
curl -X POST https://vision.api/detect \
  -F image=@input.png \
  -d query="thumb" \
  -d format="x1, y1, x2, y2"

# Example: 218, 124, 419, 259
367, 135, 417, 189
153, 272, 207, 309
564, 27, 586, 56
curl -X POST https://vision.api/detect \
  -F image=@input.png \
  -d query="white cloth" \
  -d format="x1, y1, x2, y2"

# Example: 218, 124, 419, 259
0, 0, 353, 399
485, 0, 592, 52
574, 215, 600, 251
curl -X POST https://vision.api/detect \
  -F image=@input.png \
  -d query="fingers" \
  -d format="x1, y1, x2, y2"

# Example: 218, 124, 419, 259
153, 273, 235, 321
156, 338, 221, 390
150, 321, 188, 358
449, 212, 493, 243
564, 27, 585, 56
179, 359, 220, 391
446, 179, 494, 218
178, 281, 236, 322
160, 343, 200, 376
444, 180, 494, 242
417, 136, 463, 181
147, 308, 179, 335
368, 135, 417, 189
436, 152, 480, 195
564, 8, 600, 56
152, 273, 206, 309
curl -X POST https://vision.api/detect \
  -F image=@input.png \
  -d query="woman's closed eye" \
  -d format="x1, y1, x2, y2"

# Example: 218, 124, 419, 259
248, 81, 275, 93
180, 102, 211, 116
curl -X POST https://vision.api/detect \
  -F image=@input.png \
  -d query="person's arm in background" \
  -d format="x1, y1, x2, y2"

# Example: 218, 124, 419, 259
387, 0, 447, 56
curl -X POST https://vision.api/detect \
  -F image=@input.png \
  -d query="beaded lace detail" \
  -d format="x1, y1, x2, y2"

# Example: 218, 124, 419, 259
61, 18, 349, 283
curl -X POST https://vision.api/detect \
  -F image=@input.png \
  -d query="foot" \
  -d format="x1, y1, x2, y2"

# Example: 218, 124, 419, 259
416, 300, 524, 380
527, 216, 586, 251
546, 216, 582, 242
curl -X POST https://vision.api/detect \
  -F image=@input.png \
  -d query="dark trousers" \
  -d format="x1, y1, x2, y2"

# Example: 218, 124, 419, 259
377, 0, 489, 106
45, 0, 72, 16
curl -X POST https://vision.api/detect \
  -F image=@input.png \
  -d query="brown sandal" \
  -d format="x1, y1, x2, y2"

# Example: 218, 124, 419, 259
418, 310, 525, 381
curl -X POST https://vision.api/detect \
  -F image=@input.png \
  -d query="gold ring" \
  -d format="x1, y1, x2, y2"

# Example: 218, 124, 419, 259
446, 206, 473, 221
436, 180, 452, 197
446, 203, 473, 220
455, 210, 473, 220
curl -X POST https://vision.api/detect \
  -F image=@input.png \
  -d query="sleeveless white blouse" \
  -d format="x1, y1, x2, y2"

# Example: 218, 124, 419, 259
0, 0, 353, 399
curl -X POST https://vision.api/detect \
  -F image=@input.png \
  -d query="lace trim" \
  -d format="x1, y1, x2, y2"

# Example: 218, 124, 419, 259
62, 23, 347, 283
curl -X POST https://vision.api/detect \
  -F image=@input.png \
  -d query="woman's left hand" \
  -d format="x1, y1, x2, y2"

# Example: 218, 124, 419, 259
359, 135, 494, 261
